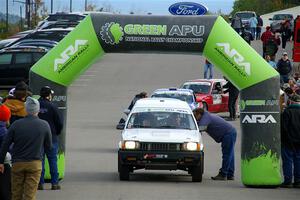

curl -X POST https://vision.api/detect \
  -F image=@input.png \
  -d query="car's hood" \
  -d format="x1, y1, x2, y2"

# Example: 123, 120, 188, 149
122, 129, 201, 143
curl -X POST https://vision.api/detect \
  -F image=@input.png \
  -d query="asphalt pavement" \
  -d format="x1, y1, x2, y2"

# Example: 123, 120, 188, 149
36, 39, 299, 200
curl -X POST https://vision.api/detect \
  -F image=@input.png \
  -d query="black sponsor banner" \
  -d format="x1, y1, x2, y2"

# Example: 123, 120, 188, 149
90, 13, 217, 53
240, 76, 281, 161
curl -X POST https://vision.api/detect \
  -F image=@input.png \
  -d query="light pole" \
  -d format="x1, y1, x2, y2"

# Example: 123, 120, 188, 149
51, 0, 53, 13
85, 0, 87, 11
6, 0, 8, 32
70, 0, 72, 13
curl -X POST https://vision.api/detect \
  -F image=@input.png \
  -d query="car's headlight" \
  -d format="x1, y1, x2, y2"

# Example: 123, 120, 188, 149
183, 142, 200, 151
119, 141, 140, 150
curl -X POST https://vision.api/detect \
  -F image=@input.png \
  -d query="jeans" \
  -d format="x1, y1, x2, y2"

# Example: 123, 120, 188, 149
228, 94, 238, 119
12, 161, 42, 200
204, 63, 213, 79
220, 130, 237, 177
250, 27, 256, 39
281, 147, 300, 183
40, 142, 59, 185
0, 164, 11, 200
280, 75, 289, 84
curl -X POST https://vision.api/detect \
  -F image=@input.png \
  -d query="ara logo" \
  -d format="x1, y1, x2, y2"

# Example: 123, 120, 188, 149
216, 43, 251, 76
242, 115, 277, 123
100, 22, 124, 45
54, 40, 88, 72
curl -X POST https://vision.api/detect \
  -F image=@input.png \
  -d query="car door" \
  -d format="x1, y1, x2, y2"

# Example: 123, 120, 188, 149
0, 53, 13, 85
210, 82, 223, 112
10, 52, 33, 84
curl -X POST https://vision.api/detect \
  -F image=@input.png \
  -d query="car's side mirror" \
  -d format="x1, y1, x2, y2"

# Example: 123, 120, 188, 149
269, 18, 273, 21
116, 123, 125, 130
123, 109, 130, 115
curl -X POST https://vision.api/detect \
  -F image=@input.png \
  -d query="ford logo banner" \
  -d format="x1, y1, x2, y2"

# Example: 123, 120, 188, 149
169, 2, 208, 15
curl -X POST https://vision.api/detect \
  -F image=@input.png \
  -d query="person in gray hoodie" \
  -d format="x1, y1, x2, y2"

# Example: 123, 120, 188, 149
0, 97, 52, 200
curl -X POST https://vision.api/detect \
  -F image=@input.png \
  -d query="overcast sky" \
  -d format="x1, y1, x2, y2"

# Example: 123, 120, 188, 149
1, 0, 234, 16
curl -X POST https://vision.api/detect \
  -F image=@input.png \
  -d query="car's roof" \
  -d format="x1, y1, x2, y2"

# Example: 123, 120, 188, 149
0, 46, 47, 53
133, 98, 192, 112
152, 88, 194, 95
184, 78, 226, 84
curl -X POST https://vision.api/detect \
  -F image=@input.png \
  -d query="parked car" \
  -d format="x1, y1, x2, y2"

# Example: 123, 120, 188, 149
0, 46, 48, 87
180, 79, 229, 113
117, 98, 204, 182
36, 12, 86, 30
151, 88, 200, 110
232, 11, 257, 29
10, 39, 58, 50
0, 38, 19, 50
269, 14, 294, 33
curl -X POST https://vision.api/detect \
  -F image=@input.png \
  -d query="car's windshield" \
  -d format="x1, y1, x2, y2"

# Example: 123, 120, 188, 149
127, 111, 197, 130
151, 92, 194, 104
181, 83, 211, 94
273, 14, 293, 20
236, 13, 255, 19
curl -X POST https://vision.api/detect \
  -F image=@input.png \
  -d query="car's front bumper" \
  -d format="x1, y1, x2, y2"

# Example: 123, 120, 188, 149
118, 150, 204, 171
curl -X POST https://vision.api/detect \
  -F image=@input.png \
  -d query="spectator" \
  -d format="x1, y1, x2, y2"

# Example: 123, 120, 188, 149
261, 26, 274, 58
3, 81, 31, 124
38, 86, 63, 190
277, 52, 292, 84
265, 34, 281, 61
231, 15, 242, 33
193, 108, 237, 181
280, 94, 300, 188
204, 59, 213, 79
0, 104, 11, 200
249, 15, 258, 39
265, 54, 277, 69
280, 19, 292, 50
223, 79, 239, 120
128, 92, 148, 111
256, 15, 263, 40
0, 97, 52, 200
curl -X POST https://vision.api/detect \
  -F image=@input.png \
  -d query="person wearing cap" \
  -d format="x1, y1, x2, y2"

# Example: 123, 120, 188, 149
193, 108, 237, 181
281, 94, 300, 188
3, 81, 32, 124
261, 26, 274, 58
0, 104, 11, 200
0, 97, 52, 200
277, 52, 292, 84
38, 86, 63, 190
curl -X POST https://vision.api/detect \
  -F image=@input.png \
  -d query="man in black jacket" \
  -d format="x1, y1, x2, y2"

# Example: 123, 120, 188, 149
281, 94, 300, 188
0, 97, 52, 200
223, 79, 239, 121
38, 86, 63, 190
277, 52, 292, 84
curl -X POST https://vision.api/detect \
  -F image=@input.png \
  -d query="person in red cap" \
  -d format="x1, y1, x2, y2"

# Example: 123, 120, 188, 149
0, 104, 11, 200
261, 26, 275, 58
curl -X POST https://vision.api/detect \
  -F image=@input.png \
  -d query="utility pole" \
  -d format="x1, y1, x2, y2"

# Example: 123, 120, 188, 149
51, 0, 53, 13
6, 0, 8, 32
70, 0, 72, 13
25, 0, 31, 29
20, 6, 23, 30
85, 0, 87, 11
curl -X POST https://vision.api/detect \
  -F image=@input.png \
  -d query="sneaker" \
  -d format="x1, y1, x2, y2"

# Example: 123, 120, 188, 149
280, 182, 293, 188
37, 184, 44, 190
227, 176, 234, 180
51, 184, 61, 190
294, 182, 300, 188
211, 173, 227, 181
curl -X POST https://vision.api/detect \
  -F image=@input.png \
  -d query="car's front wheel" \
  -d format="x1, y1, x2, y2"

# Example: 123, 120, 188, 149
191, 163, 203, 182
119, 164, 130, 181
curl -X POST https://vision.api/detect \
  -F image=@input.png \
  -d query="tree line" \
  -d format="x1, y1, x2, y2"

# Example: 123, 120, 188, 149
231, 0, 300, 15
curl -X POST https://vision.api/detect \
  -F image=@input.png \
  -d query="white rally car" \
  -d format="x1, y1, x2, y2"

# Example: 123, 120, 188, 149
117, 98, 204, 182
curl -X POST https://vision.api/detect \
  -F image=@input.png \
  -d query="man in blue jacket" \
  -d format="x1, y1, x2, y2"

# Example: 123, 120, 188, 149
193, 108, 237, 180
38, 86, 63, 190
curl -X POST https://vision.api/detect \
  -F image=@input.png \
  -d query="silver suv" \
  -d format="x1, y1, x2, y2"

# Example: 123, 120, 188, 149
233, 11, 257, 29
269, 14, 294, 33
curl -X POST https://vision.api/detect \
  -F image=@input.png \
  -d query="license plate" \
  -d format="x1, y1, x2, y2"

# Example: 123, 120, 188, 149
144, 154, 168, 159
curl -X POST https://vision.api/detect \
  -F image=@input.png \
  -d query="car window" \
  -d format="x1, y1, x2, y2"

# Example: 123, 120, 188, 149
151, 93, 194, 104
182, 83, 210, 94
236, 13, 255, 19
273, 14, 293, 20
14, 53, 32, 64
127, 111, 197, 130
33, 53, 45, 62
0, 53, 13, 65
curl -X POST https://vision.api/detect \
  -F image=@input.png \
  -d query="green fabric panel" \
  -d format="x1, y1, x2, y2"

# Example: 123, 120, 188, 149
203, 16, 278, 90
44, 153, 65, 180
31, 15, 104, 86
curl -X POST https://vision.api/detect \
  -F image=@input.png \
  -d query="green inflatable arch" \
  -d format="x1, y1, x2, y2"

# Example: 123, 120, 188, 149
29, 13, 281, 187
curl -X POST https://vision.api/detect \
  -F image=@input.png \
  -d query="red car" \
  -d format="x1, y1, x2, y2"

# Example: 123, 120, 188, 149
180, 79, 229, 113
